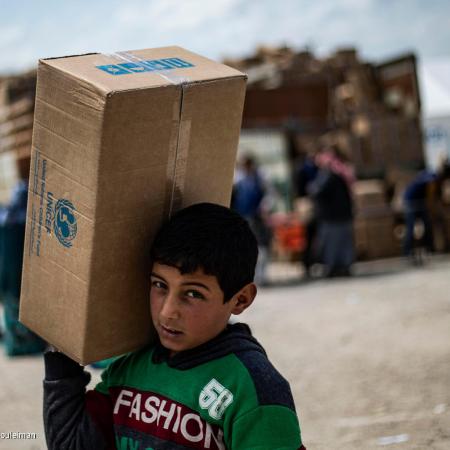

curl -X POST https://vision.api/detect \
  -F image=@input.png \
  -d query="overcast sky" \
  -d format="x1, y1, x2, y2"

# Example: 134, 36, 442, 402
1, 0, 449, 75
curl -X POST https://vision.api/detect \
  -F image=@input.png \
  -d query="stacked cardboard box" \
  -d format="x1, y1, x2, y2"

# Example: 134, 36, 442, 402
0, 71, 36, 203
442, 179, 450, 205
349, 114, 424, 178
438, 180, 450, 251
353, 180, 401, 259
225, 46, 426, 260
353, 180, 387, 214
226, 46, 423, 178
443, 210, 450, 251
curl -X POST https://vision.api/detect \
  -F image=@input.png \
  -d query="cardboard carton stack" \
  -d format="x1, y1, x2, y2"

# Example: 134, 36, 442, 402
353, 180, 401, 260
225, 46, 426, 260
19, 47, 247, 364
442, 180, 450, 206
438, 179, 450, 251
0, 71, 36, 203
331, 53, 423, 177
226, 46, 424, 178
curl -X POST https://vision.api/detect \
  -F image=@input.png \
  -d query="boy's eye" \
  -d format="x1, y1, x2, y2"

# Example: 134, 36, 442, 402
185, 290, 205, 300
151, 280, 167, 290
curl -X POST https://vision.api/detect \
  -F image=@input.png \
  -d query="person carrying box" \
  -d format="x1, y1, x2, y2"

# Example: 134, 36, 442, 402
43, 202, 306, 449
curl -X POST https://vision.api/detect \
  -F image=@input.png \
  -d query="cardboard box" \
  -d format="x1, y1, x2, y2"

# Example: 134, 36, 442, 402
19, 47, 247, 364
442, 179, 450, 205
354, 215, 400, 260
353, 179, 387, 216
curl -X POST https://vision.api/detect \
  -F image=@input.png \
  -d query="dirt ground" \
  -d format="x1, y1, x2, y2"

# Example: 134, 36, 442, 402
0, 256, 449, 449
245, 256, 450, 450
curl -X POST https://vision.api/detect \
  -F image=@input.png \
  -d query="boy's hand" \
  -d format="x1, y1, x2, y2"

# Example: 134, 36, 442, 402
47, 345, 60, 352
44, 349, 84, 381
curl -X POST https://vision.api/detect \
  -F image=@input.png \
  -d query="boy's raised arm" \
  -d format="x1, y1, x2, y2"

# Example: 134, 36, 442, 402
43, 351, 115, 450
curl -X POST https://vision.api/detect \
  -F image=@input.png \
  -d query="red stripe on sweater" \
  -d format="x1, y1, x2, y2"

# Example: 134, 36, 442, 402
85, 390, 116, 450
109, 386, 225, 450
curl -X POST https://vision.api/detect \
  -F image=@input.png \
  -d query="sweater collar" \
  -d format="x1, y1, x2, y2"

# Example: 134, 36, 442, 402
152, 322, 266, 369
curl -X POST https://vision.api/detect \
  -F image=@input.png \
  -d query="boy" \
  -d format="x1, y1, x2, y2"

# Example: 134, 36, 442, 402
44, 202, 306, 449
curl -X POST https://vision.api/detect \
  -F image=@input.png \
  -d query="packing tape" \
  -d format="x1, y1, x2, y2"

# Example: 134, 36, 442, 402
104, 51, 191, 219
168, 115, 191, 216
105, 51, 191, 85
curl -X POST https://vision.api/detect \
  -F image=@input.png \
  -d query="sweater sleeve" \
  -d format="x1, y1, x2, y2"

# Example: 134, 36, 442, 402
43, 351, 115, 450
230, 404, 304, 450
231, 349, 306, 450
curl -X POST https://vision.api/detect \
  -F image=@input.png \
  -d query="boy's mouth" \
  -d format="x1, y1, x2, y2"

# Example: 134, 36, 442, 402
160, 324, 183, 336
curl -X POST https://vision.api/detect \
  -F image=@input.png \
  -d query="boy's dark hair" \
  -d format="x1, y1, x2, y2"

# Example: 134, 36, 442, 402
150, 202, 258, 302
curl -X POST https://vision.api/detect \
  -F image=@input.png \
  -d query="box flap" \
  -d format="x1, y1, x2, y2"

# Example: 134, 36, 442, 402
42, 46, 246, 94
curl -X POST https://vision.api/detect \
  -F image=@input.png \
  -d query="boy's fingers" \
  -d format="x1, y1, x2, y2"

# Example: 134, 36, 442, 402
47, 344, 60, 352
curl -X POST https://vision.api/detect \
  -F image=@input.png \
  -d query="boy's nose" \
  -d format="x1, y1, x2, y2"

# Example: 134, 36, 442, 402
159, 293, 180, 320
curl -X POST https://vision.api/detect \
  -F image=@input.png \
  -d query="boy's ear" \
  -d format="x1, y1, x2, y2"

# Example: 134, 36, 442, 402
230, 283, 257, 315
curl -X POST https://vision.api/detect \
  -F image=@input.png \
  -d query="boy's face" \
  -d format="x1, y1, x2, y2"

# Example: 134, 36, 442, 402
150, 263, 249, 355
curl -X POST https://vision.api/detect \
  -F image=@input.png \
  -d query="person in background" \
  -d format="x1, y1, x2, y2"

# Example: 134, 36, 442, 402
0, 178, 47, 356
232, 155, 271, 286
294, 152, 319, 277
308, 146, 355, 278
402, 160, 450, 258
